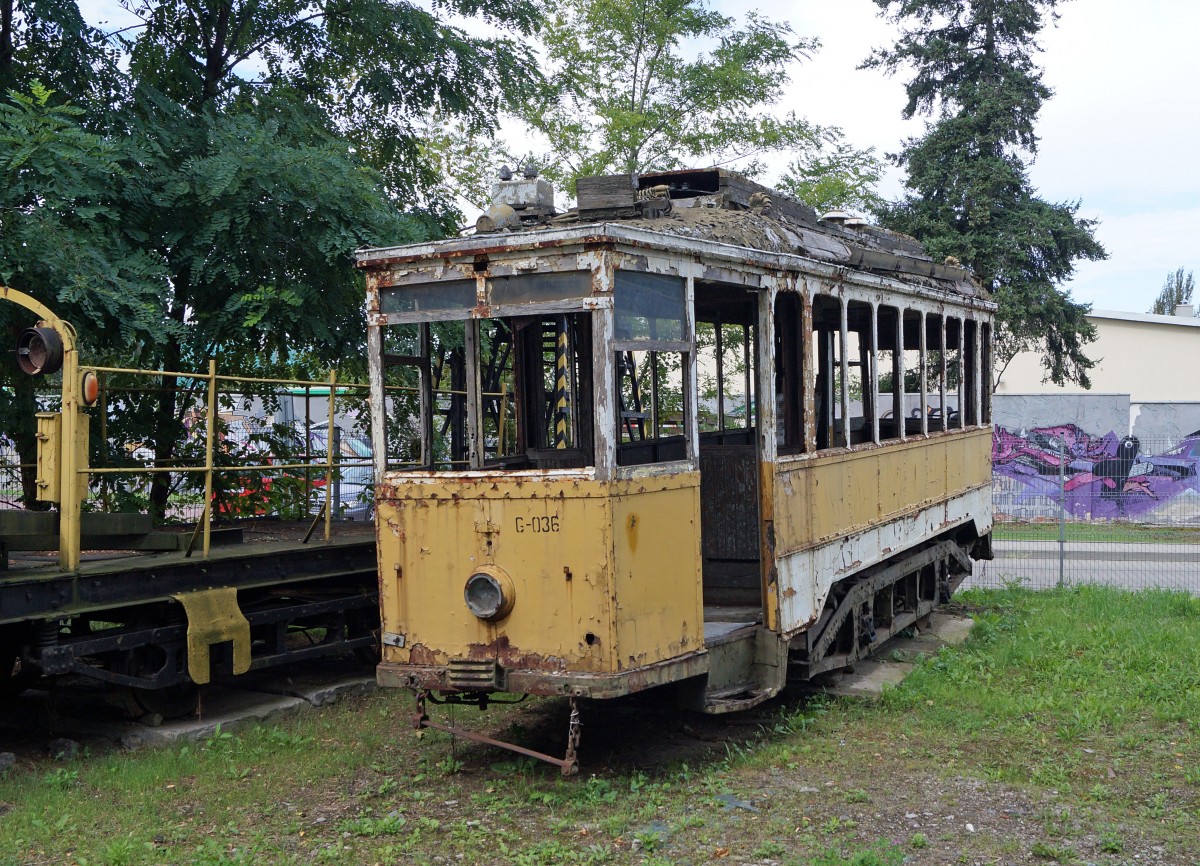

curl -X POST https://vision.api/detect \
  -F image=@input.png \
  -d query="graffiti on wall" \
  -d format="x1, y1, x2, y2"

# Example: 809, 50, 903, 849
993, 424, 1200, 520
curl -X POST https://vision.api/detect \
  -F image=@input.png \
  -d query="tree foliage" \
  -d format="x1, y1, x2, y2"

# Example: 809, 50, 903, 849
776, 134, 886, 216
514, 0, 822, 195
0, 0, 547, 513
864, 0, 1106, 388
1149, 267, 1196, 316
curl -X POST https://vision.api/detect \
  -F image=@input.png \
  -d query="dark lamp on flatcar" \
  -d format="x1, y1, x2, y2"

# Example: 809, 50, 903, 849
464, 569, 514, 621
81, 370, 100, 406
15, 326, 64, 376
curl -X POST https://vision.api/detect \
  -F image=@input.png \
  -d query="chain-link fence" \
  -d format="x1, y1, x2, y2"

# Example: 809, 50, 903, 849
969, 429, 1200, 592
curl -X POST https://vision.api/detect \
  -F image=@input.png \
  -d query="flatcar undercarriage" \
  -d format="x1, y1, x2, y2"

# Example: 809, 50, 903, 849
0, 539, 380, 717
413, 528, 989, 775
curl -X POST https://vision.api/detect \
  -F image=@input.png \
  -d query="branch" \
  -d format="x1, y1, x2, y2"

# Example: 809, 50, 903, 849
102, 23, 148, 39
225, 10, 333, 74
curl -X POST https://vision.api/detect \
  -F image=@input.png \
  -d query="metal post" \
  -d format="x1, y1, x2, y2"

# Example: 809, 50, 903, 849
304, 385, 312, 508
325, 369, 336, 542
203, 359, 216, 558
498, 381, 509, 455
1058, 440, 1066, 588
100, 373, 109, 511
59, 330, 81, 571
332, 423, 342, 520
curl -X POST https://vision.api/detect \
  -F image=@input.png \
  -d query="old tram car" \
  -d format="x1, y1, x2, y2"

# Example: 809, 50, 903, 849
359, 169, 994, 773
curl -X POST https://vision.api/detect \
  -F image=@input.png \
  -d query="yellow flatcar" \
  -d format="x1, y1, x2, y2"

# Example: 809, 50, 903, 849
358, 169, 994, 773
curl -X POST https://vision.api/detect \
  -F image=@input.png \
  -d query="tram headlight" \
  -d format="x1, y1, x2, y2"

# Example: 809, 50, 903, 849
464, 568, 514, 621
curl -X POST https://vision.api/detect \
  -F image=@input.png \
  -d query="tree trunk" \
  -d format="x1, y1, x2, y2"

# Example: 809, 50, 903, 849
147, 336, 182, 523
11, 371, 48, 510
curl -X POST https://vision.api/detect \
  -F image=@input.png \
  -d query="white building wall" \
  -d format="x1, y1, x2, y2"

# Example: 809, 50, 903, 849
996, 309, 1200, 402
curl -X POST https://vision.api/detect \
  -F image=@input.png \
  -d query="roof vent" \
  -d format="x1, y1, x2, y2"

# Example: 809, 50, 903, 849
820, 210, 853, 225
1176, 304, 1195, 318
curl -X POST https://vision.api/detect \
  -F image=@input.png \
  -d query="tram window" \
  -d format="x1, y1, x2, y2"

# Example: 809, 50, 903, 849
903, 309, 924, 434
381, 324, 425, 470
380, 279, 476, 314
773, 293, 805, 454
614, 272, 685, 341
982, 323, 993, 423
964, 320, 979, 426
478, 319, 518, 463
875, 304, 904, 442
616, 350, 687, 466
489, 272, 591, 306
614, 271, 689, 466
924, 313, 948, 432
811, 295, 843, 451
696, 322, 754, 436
384, 314, 594, 471
380, 322, 471, 470
945, 317, 963, 429
846, 301, 872, 445
510, 313, 594, 467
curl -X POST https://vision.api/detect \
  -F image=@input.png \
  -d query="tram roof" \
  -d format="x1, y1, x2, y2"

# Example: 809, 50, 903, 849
357, 168, 987, 303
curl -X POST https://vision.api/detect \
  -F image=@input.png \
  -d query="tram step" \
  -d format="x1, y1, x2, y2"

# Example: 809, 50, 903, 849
703, 685, 775, 715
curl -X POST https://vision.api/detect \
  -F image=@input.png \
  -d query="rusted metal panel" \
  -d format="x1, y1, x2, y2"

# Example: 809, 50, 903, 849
380, 647, 710, 700
776, 484, 992, 638
756, 284, 779, 632
610, 472, 704, 671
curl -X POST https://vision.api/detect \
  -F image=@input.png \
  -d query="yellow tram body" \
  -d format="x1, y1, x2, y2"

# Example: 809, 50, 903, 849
376, 472, 705, 694
360, 168, 995, 770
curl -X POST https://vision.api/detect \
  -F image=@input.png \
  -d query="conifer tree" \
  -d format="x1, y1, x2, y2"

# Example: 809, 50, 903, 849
864, 0, 1106, 388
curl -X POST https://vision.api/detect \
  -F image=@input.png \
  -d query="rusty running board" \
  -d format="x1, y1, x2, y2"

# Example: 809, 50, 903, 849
413, 691, 582, 776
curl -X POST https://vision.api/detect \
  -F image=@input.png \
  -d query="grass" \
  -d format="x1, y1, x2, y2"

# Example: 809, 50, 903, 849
993, 520, 1200, 544
0, 585, 1197, 865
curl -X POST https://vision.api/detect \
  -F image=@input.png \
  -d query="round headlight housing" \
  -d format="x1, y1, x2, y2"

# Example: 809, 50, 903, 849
464, 568, 514, 621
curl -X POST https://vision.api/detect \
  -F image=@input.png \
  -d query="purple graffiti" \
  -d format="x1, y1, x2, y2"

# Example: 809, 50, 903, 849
993, 424, 1200, 520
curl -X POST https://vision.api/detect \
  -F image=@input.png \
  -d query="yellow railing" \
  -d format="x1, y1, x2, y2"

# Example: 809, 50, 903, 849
3, 286, 518, 568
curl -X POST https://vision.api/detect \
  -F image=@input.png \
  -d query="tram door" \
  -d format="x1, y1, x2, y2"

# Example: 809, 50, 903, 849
694, 284, 762, 620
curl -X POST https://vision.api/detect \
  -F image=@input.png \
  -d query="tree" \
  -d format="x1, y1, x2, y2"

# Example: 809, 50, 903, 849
0, 85, 169, 505
514, 0, 824, 195
1149, 267, 1196, 316
1, 0, 547, 516
0, 0, 118, 101
776, 134, 886, 215
864, 0, 1107, 388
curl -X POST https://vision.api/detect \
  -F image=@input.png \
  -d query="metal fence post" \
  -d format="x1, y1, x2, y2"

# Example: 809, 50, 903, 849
203, 359, 217, 558
1058, 439, 1066, 588
325, 369, 336, 542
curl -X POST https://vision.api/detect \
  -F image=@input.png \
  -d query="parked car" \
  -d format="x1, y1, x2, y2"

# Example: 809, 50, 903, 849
304, 422, 374, 521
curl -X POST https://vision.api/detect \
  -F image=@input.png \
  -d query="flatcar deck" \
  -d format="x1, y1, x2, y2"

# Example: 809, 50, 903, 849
1, 534, 377, 625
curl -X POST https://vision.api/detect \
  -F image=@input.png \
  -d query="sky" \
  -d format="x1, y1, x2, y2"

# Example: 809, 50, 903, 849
75, 0, 1199, 316
714, 0, 1200, 316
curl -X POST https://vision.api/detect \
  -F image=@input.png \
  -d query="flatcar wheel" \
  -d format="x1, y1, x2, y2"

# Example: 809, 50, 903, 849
115, 682, 201, 720
113, 644, 200, 720
0, 639, 35, 698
